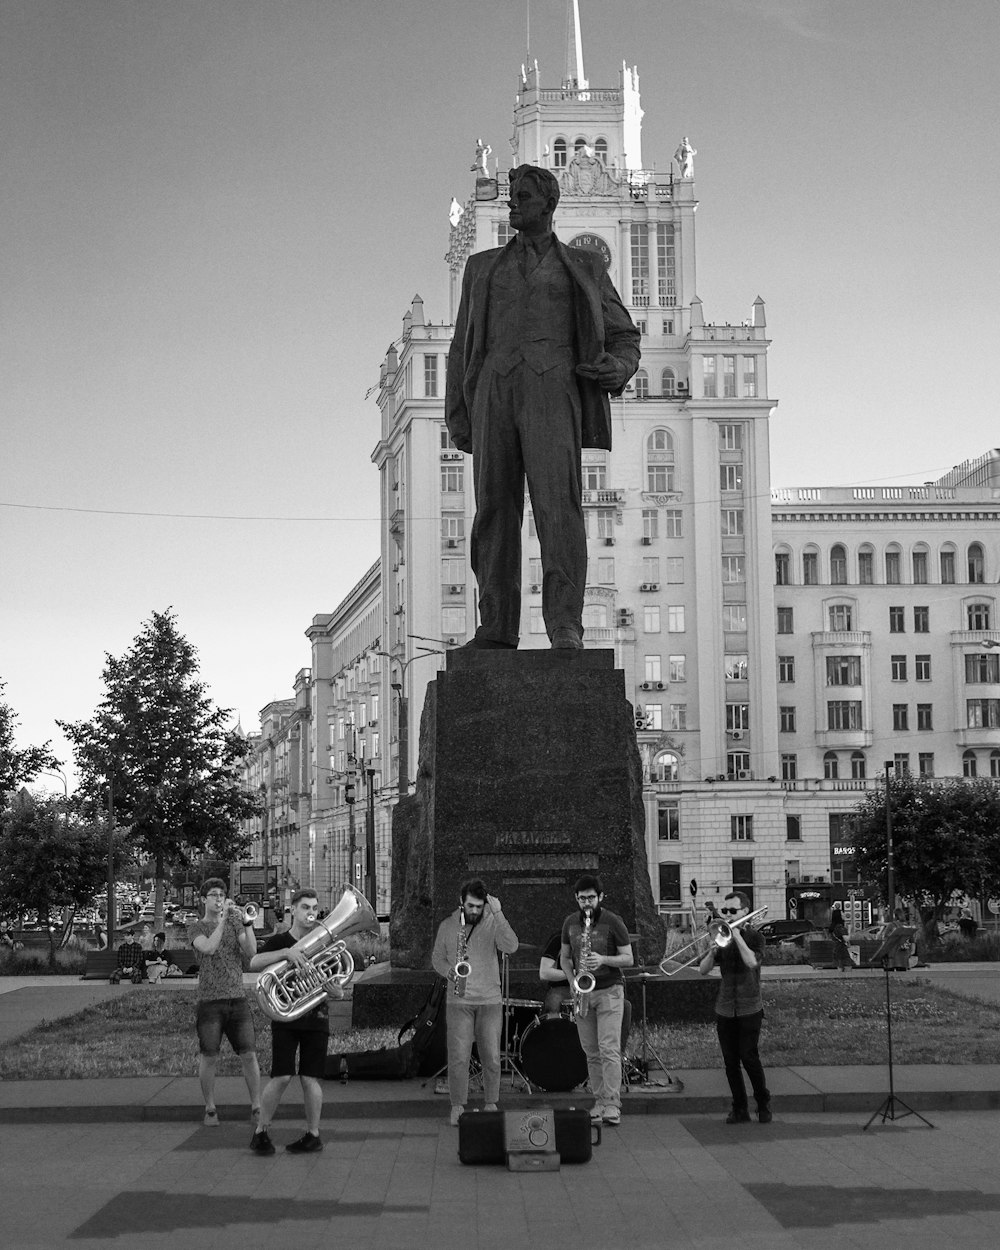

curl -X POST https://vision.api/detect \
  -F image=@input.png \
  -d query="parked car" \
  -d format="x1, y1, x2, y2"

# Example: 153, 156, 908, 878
758, 919, 816, 946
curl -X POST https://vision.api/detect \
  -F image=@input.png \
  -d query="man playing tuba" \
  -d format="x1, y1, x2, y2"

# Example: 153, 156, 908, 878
431, 879, 518, 1126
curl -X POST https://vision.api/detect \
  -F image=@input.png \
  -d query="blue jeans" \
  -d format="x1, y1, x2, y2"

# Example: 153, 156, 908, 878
574, 984, 624, 1109
446, 1000, 502, 1106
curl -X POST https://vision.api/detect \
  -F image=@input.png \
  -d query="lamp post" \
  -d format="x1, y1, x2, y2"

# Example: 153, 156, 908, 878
883, 760, 895, 919
377, 647, 444, 797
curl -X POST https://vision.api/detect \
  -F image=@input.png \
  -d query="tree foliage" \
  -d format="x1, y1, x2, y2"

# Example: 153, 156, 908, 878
849, 774, 1000, 918
58, 610, 258, 887
0, 678, 60, 801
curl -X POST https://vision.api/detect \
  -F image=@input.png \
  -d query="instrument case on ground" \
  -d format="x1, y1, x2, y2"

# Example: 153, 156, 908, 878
458, 1108, 599, 1165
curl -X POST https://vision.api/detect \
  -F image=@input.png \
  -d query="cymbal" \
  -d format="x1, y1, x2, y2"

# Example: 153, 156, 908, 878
514, 941, 539, 951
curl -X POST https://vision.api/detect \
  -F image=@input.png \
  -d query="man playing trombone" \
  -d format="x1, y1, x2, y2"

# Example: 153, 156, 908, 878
431, 879, 518, 1126
698, 891, 771, 1124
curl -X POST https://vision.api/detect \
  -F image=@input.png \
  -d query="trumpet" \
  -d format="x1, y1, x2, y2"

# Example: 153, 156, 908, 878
659, 906, 768, 977
231, 897, 258, 924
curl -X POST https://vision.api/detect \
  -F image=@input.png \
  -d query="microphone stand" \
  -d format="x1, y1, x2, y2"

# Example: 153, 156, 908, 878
863, 926, 933, 1131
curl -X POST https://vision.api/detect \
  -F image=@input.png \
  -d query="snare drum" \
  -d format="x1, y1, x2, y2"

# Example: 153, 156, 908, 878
518, 1013, 588, 1092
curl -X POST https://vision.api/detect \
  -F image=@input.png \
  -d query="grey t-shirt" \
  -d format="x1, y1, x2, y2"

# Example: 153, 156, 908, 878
187, 917, 248, 1000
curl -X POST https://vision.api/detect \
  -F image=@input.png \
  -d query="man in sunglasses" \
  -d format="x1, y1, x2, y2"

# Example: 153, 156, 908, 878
559, 874, 633, 1126
699, 890, 771, 1124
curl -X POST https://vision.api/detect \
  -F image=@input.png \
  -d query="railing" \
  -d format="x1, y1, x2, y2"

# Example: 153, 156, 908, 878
772, 485, 960, 503
698, 325, 757, 341
581, 488, 626, 505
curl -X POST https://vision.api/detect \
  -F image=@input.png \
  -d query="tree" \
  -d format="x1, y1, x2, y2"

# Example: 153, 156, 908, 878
849, 773, 1000, 932
58, 609, 259, 925
0, 678, 60, 801
0, 791, 120, 966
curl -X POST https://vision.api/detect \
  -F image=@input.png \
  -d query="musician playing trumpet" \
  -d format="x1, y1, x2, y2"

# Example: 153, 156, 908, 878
559, 874, 633, 1127
698, 891, 772, 1124
431, 879, 518, 1126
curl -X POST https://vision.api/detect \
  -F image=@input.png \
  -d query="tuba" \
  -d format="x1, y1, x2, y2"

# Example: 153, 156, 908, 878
255, 885, 378, 1023
572, 909, 596, 1018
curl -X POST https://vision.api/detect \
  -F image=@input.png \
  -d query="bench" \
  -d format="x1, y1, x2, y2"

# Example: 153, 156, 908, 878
82, 948, 199, 981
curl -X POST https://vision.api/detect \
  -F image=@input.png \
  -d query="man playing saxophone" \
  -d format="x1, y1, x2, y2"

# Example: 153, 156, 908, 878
431, 879, 518, 1126
247, 888, 345, 1155
560, 874, 632, 1126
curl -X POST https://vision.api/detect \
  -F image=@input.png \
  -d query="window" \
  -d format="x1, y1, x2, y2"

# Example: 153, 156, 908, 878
594, 137, 608, 163
668, 703, 687, 730
553, 137, 567, 167
719, 423, 743, 451
658, 862, 681, 904
528, 557, 542, 584
596, 509, 615, 538
823, 751, 839, 780
850, 751, 867, 780
885, 549, 901, 584
667, 606, 685, 632
642, 508, 659, 540
912, 550, 928, 584
442, 557, 465, 585
642, 555, 660, 582
968, 603, 992, 630
918, 752, 934, 778
781, 755, 797, 782
721, 509, 743, 536
728, 751, 750, 775
893, 753, 910, 776
917, 703, 933, 730
634, 369, 649, 399
966, 653, 1000, 683
992, 750, 1000, 779
643, 606, 661, 632
940, 548, 956, 584
441, 606, 467, 635
583, 460, 607, 490
967, 699, 1000, 728
890, 655, 907, 681
664, 509, 683, 537
889, 606, 905, 633
892, 704, 909, 731
858, 547, 874, 585
830, 545, 847, 585
424, 355, 438, 397
828, 700, 862, 730
827, 655, 861, 685
723, 605, 747, 632
828, 604, 853, 631
703, 355, 717, 397
582, 603, 608, 631
778, 655, 795, 683
968, 543, 985, 583
915, 654, 931, 681
658, 801, 680, 840
441, 465, 464, 492
732, 859, 755, 907
730, 815, 754, 842
963, 750, 978, 778
914, 606, 929, 633
440, 425, 456, 449
777, 606, 794, 634
743, 357, 757, 397
726, 703, 749, 732
779, 706, 796, 732
660, 367, 676, 396
720, 463, 744, 492
644, 655, 662, 682
775, 552, 791, 585
725, 654, 749, 681
723, 356, 737, 397
646, 429, 674, 491
630, 223, 649, 305
644, 704, 663, 730
657, 222, 676, 305
596, 557, 615, 584
669, 655, 686, 682
786, 815, 801, 840
722, 555, 746, 583
652, 751, 680, 782
802, 551, 819, 585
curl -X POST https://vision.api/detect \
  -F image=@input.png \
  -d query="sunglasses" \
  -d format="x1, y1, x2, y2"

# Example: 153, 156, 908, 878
719, 907, 741, 916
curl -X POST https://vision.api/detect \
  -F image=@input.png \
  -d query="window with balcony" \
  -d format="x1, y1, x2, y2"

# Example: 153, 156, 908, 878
720, 463, 744, 492
726, 703, 750, 732
725, 654, 749, 681
827, 655, 861, 685
583, 603, 609, 631
968, 603, 992, 630
917, 704, 933, 730
657, 222, 676, 306
778, 655, 795, 682
646, 429, 674, 491
721, 508, 744, 536
652, 751, 680, 782
827, 700, 862, 730
719, 423, 743, 451
823, 751, 839, 780
828, 604, 853, 631
723, 605, 747, 632
851, 750, 867, 779
722, 555, 746, 583
779, 706, 796, 732
890, 655, 907, 681
968, 542, 985, 583
892, 704, 909, 731
630, 223, 649, 306
830, 544, 848, 585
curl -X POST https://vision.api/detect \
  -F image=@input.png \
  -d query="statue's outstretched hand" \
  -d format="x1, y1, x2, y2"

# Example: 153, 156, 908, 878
576, 352, 628, 392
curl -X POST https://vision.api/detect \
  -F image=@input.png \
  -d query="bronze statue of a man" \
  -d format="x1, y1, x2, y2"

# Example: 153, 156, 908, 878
445, 164, 640, 650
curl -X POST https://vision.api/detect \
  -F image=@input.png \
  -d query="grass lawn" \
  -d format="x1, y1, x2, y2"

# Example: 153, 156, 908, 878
2, 975, 998, 1079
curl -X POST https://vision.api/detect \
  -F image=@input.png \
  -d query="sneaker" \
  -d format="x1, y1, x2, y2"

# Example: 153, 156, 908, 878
757, 1101, 773, 1124
203, 1108, 219, 1127
449, 1105, 465, 1127
725, 1107, 751, 1124
589, 1106, 604, 1125
483, 1103, 498, 1112
286, 1132, 323, 1154
602, 1107, 621, 1126
250, 1129, 275, 1155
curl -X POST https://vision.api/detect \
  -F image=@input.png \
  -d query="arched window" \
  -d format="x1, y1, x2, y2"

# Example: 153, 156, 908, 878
646, 429, 675, 492
963, 750, 978, 778
830, 544, 848, 585
660, 367, 676, 397
634, 369, 649, 399
552, 137, 568, 169
991, 750, 1000, 779
823, 751, 840, 780
802, 545, 820, 586
884, 543, 902, 585
969, 542, 985, 583
775, 547, 792, 586
652, 751, 680, 782
857, 544, 875, 585
850, 751, 866, 780
582, 603, 607, 632
968, 602, 992, 630
594, 137, 608, 164
911, 544, 929, 585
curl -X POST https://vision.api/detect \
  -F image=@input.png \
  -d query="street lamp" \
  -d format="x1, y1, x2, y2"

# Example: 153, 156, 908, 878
377, 647, 444, 797
883, 760, 896, 918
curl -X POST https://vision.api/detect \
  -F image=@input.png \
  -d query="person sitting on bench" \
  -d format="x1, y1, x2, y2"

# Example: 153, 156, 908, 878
110, 932, 146, 984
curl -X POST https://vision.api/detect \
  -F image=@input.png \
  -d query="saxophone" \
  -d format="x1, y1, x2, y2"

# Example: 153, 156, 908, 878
453, 914, 471, 997
572, 909, 596, 1018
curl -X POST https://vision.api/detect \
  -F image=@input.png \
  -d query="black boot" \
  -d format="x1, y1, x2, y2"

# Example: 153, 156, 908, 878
725, 1105, 751, 1124
757, 1097, 772, 1124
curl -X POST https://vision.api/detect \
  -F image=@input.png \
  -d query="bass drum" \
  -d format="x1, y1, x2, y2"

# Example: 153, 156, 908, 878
518, 1013, 588, 1092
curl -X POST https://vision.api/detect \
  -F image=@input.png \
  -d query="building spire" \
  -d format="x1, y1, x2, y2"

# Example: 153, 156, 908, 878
563, 0, 587, 89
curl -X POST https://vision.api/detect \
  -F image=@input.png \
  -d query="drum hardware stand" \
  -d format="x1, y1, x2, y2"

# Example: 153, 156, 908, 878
623, 971, 683, 1092
499, 952, 535, 1092
863, 942, 933, 1131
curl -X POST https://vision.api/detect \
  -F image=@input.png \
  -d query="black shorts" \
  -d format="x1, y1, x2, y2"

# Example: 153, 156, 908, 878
271, 1026, 328, 1079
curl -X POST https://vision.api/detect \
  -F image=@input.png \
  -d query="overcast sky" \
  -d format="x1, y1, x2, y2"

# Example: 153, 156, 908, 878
4, 0, 998, 787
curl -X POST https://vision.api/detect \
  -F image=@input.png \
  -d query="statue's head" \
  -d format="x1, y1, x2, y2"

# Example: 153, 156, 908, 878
507, 164, 560, 233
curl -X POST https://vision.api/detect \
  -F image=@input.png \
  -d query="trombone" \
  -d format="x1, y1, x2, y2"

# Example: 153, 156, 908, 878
658, 906, 768, 977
